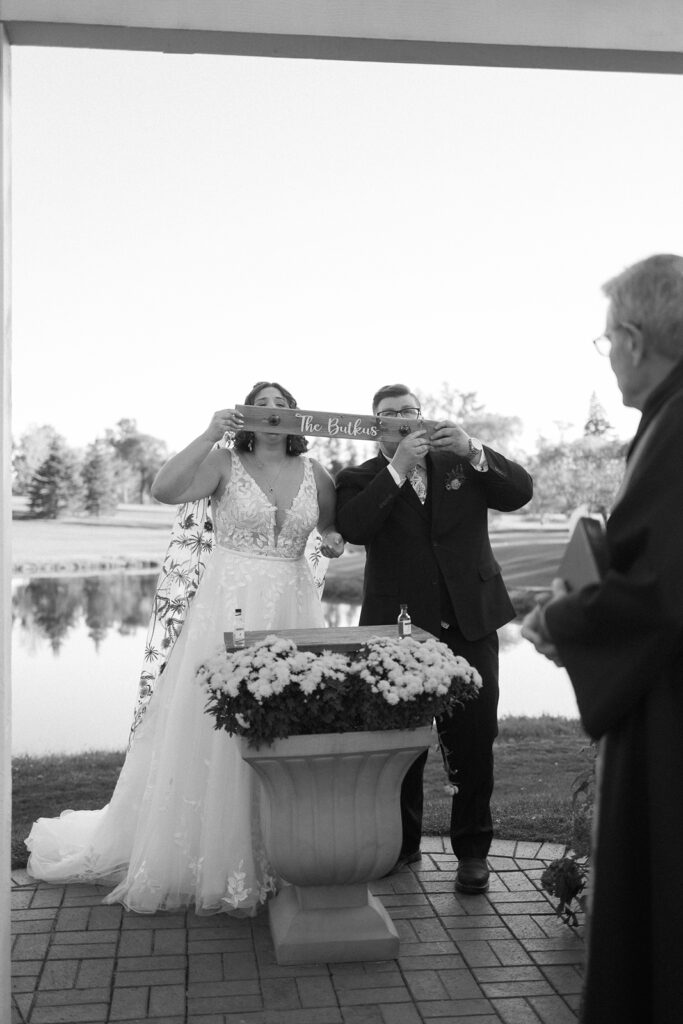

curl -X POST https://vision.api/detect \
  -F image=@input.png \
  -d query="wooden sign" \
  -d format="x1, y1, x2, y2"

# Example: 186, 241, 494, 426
236, 405, 437, 443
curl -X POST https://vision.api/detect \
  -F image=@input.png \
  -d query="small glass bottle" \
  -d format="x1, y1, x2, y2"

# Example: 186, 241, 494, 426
397, 603, 412, 638
233, 608, 246, 649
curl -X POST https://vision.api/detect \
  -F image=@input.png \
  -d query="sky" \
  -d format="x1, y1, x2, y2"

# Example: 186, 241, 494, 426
10, 45, 683, 458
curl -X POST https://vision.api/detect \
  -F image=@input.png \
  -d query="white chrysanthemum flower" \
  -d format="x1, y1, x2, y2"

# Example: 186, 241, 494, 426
401, 673, 423, 697
222, 677, 241, 698
299, 675, 320, 695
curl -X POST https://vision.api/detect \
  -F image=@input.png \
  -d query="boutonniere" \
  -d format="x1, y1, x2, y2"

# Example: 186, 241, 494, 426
444, 466, 466, 491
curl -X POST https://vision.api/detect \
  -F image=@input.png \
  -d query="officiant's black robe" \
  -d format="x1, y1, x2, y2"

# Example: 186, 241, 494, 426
545, 358, 683, 1024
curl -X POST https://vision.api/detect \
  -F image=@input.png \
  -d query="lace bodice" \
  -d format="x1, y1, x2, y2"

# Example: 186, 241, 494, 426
213, 453, 320, 559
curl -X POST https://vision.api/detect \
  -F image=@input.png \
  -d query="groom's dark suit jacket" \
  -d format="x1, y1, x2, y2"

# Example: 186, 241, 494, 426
335, 449, 533, 641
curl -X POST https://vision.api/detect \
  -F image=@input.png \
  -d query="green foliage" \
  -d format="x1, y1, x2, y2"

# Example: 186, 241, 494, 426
568, 742, 597, 858
309, 436, 360, 474
530, 435, 627, 519
81, 439, 119, 516
105, 417, 168, 503
12, 424, 64, 495
200, 635, 481, 748
415, 382, 523, 455
27, 437, 83, 518
584, 391, 613, 437
14, 418, 169, 513
538, 734, 596, 926
541, 855, 587, 926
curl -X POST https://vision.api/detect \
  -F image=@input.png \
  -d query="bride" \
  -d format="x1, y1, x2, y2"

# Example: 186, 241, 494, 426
26, 381, 344, 916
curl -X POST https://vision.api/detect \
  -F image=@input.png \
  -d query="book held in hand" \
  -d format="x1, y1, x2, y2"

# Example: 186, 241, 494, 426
557, 516, 608, 591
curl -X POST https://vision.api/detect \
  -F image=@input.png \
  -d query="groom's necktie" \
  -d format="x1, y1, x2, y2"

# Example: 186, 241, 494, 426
408, 466, 427, 504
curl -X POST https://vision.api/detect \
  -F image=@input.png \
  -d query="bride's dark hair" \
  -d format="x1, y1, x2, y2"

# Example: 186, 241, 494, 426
233, 381, 309, 455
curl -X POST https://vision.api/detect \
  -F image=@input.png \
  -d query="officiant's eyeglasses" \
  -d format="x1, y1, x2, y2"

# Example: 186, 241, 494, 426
593, 321, 641, 357
378, 407, 422, 419
592, 335, 612, 356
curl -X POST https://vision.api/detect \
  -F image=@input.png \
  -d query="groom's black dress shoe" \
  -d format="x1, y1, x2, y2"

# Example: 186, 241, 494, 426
455, 857, 490, 894
383, 849, 422, 877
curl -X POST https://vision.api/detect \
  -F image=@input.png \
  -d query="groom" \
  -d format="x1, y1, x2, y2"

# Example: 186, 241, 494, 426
335, 384, 533, 893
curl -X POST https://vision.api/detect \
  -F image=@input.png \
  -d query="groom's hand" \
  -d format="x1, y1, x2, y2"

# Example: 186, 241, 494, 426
320, 531, 345, 558
390, 429, 431, 477
430, 421, 472, 457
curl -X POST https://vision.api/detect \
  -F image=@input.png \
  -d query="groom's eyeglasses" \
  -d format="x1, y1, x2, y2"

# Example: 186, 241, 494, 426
378, 407, 422, 419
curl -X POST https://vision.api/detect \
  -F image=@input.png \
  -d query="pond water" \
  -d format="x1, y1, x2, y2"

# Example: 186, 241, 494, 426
11, 571, 578, 756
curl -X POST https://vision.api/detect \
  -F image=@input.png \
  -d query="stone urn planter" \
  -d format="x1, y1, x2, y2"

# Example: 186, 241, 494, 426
239, 725, 432, 965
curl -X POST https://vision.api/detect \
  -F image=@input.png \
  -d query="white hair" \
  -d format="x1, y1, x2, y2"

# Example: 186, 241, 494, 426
603, 254, 683, 361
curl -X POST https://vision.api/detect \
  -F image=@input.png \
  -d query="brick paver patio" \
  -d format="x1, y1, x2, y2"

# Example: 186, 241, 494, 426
11, 837, 584, 1024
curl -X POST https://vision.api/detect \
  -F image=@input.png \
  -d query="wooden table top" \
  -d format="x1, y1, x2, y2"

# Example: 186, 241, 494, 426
223, 624, 435, 653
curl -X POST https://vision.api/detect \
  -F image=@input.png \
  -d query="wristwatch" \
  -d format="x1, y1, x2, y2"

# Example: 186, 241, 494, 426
467, 437, 483, 461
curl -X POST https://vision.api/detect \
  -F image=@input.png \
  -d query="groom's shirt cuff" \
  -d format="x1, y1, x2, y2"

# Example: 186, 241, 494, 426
386, 464, 405, 487
469, 438, 489, 472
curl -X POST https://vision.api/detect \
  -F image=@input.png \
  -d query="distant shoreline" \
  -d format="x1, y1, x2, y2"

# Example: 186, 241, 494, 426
11, 554, 546, 617
11, 505, 557, 615
12, 556, 163, 577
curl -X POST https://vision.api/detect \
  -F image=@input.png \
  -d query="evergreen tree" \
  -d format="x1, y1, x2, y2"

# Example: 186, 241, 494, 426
27, 438, 82, 518
81, 440, 119, 516
583, 392, 612, 437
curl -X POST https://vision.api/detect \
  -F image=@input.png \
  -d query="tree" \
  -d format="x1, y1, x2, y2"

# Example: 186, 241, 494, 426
12, 424, 63, 495
81, 440, 119, 516
106, 418, 168, 504
27, 437, 83, 518
308, 437, 360, 474
415, 382, 522, 455
15, 577, 83, 653
531, 436, 627, 521
583, 392, 613, 437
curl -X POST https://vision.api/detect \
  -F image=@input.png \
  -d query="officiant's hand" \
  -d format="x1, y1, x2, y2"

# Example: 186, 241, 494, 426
390, 429, 431, 477
320, 531, 345, 558
430, 420, 472, 457
521, 580, 566, 666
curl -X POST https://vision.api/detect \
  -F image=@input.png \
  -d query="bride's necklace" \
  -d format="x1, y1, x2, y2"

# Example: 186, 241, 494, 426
251, 454, 287, 496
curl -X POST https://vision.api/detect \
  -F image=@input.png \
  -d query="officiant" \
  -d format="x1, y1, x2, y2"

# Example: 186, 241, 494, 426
522, 254, 683, 1024
335, 383, 533, 894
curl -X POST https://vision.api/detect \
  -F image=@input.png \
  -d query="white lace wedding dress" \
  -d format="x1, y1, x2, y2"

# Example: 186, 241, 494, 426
26, 453, 326, 915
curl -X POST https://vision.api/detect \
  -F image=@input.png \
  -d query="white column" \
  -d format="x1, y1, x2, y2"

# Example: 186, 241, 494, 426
0, 21, 11, 1024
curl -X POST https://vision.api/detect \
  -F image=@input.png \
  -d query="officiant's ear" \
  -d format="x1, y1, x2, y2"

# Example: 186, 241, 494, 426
618, 321, 645, 366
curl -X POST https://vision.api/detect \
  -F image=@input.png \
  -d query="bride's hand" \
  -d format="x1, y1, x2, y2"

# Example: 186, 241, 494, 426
204, 408, 244, 444
320, 531, 345, 559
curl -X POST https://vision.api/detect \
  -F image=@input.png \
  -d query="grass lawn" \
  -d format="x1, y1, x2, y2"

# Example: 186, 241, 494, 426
12, 715, 591, 870
424, 714, 592, 843
11, 507, 175, 573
